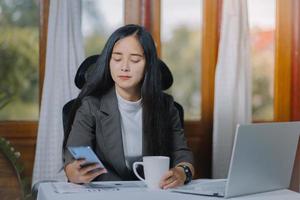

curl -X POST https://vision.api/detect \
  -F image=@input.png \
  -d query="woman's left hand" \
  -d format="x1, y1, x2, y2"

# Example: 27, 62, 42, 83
159, 166, 186, 189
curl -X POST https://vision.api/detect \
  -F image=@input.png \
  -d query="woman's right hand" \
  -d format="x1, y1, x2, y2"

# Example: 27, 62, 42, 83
65, 159, 107, 183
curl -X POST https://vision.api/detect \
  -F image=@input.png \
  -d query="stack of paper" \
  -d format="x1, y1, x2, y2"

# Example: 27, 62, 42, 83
52, 181, 147, 194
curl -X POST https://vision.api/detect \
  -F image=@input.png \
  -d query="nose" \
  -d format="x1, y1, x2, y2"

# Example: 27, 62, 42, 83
121, 59, 130, 72
121, 67, 129, 72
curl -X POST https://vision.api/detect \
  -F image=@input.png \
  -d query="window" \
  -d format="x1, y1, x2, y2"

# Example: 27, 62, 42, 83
0, 0, 39, 120
82, 0, 124, 56
248, 0, 276, 121
161, 0, 202, 120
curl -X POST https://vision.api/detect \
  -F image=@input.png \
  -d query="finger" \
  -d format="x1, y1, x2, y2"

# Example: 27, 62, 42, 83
98, 168, 108, 174
74, 159, 86, 168
77, 169, 102, 184
160, 170, 175, 187
79, 163, 102, 174
160, 170, 174, 183
163, 179, 181, 189
83, 169, 106, 183
163, 174, 178, 187
90, 168, 108, 175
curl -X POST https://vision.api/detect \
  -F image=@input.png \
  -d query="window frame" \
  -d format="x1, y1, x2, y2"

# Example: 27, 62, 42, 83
274, 0, 300, 191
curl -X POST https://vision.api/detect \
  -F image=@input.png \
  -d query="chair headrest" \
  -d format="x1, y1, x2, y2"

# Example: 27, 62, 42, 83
159, 59, 173, 90
75, 54, 173, 90
75, 55, 99, 89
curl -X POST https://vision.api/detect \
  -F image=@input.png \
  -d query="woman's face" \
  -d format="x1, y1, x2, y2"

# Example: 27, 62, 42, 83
110, 35, 146, 95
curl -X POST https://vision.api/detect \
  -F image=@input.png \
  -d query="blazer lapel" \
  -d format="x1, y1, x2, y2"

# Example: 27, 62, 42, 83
98, 88, 131, 178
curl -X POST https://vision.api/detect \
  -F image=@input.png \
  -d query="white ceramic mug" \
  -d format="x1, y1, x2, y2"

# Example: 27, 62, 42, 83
133, 156, 170, 189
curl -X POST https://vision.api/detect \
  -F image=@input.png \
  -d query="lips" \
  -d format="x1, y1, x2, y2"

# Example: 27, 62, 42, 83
118, 75, 132, 80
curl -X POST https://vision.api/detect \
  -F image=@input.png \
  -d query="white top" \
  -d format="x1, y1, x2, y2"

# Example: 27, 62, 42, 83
116, 91, 143, 169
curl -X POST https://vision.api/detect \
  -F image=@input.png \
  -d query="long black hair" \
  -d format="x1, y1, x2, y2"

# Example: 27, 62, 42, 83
63, 24, 172, 156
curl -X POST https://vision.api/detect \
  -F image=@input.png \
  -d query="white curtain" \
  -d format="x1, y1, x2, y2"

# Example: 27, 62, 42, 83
32, 0, 84, 187
212, 0, 251, 178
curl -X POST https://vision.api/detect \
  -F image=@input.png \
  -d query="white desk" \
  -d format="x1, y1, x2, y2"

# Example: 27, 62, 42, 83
37, 181, 300, 200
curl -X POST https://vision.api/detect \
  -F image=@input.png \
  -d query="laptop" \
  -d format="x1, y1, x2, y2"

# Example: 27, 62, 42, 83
172, 122, 300, 198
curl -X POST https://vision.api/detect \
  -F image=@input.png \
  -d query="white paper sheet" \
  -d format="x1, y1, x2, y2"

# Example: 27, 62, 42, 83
52, 181, 147, 194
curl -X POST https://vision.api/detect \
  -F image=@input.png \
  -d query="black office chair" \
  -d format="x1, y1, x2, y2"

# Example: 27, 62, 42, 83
159, 59, 184, 128
62, 55, 184, 136
62, 55, 99, 134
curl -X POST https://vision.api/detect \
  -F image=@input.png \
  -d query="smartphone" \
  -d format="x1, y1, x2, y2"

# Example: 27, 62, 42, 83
68, 146, 105, 169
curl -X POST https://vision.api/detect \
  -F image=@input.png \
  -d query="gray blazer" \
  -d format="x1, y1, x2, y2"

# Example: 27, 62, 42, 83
64, 88, 193, 181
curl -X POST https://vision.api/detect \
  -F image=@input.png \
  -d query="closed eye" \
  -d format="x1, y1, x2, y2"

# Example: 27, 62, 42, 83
130, 55, 143, 63
131, 59, 141, 63
112, 57, 122, 62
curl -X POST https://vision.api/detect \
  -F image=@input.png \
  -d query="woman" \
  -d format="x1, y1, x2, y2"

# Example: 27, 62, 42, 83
63, 24, 194, 189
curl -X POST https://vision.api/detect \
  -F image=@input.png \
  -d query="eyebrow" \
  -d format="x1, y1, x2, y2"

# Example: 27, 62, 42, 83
112, 52, 144, 57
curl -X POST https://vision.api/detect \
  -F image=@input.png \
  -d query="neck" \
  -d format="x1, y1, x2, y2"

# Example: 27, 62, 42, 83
115, 86, 141, 102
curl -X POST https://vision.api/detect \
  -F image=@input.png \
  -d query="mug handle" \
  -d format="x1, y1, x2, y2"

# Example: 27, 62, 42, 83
133, 162, 146, 183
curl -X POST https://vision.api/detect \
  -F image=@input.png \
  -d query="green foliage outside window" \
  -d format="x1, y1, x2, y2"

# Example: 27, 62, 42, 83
162, 26, 201, 120
0, 0, 39, 120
